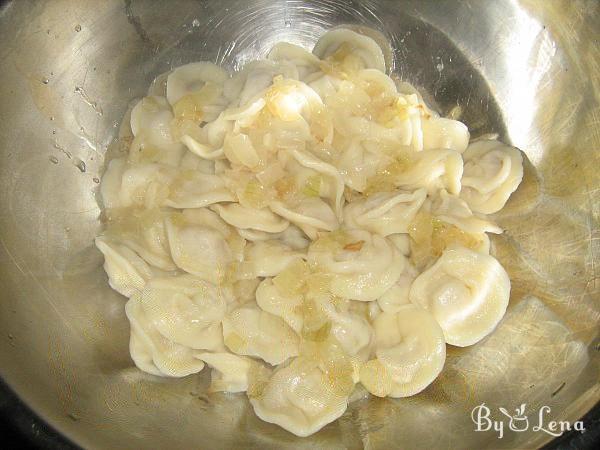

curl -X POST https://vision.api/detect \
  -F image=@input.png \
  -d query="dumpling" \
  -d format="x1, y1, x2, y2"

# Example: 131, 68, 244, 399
267, 42, 321, 81
421, 117, 469, 153
166, 61, 229, 106
95, 236, 153, 298
130, 96, 184, 166
222, 303, 300, 365
313, 28, 386, 73
343, 188, 427, 236
327, 85, 424, 151
409, 245, 511, 346
407, 209, 492, 271
249, 356, 352, 437
222, 131, 264, 169
197, 352, 271, 393
255, 278, 304, 333
224, 60, 299, 106
360, 305, 446, 397
100, 158, 128, 209
240, 240, 304, 278
430, 189, 502, 234
394, 149, 463, 195
288, 148, 344, 218
164, 169, 235, 209
336, 139, 386, 192
377, 263, 419, 313
270, 197, 338, 240
460, 140, 524, 214
117, 163, 176, 209
388, 233, 411, 256
127, 300, 206, 377
165, 209, 244, 282
125, 275, 231, 376
307, 230, 405, 302
315, 297, 374, 367
278, 224, 311, 250
211, 203, 290, 233
106, 209, 176, 271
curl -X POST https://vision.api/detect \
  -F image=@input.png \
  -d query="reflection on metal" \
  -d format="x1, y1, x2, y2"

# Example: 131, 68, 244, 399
0, 0, 597, 448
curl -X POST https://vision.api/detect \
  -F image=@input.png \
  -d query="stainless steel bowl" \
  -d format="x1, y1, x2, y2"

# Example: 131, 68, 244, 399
0, 1, 598, 448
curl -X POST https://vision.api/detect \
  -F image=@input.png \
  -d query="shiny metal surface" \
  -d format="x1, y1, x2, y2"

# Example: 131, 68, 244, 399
0, 0, 598, 448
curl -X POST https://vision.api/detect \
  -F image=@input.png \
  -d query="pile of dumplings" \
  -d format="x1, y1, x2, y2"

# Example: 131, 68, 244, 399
96, 28, 524, 436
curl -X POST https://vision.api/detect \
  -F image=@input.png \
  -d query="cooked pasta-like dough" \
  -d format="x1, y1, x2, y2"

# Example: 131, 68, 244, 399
96, 27, 523, 437
360, 304, 446, 397
409, 246, 511, 346
460, 139, 524, 214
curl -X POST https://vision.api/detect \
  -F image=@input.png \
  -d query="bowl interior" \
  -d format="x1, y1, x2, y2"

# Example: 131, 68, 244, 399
0, 0, 598, 448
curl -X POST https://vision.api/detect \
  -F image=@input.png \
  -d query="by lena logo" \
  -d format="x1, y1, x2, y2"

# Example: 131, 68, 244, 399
471, 403, 585, 439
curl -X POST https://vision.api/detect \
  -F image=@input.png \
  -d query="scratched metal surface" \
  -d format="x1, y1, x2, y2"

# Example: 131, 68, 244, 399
0, 0, 598, 448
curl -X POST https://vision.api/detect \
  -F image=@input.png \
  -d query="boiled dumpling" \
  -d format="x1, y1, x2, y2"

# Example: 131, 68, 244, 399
460, 140, 524, 214
107, 209, 176, 271
343, 188, 427, 236
409, 245, 511, 346
127, 300, 205, 377
360, 305, 446, 397
430, 189, 502, 234
313, 28, 386, 73
394, 149, 463, 195
197, 352, 271, 393
222, 303, 300, 365
307, 230, 405, 302
315, 297, 373, 366
165, 209, 244, 282
224, 60, 299, 106
335, 139, 385, 192
240, 240, 304, 278
270, 197, 338, 239
249, 356, 352, 436
130, 96, 184, 166
267, 42, 321, 80
377, 264, 419, 313
388, 233, 411, 256
100, 158, 128, 209
421, 117, 469, 153
255, 278, 304, 333
288, 148, 344, 218
164, 170, 235, 209
95, 236, 153, 297
125, 275, 231, 376
116, 163, 175, 209
211, 203, 290, 233
166, 61, 229, 106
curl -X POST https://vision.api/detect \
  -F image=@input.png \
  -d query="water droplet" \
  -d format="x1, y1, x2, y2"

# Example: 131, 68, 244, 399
50, 116, 55, 121
436, 62, 444, 72
284, 20, 291, 28
74, 158, 86, 173
53, 141, 71, 159
74, 24, 82, 32
52, 130, 56, 135
93, 177, 100, 184
42, 78, 49, 85
49, 156, 59, 164
192, 19, 200, 27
